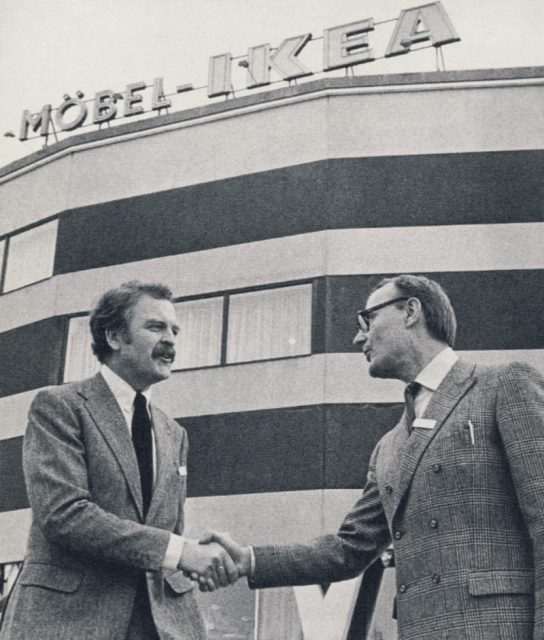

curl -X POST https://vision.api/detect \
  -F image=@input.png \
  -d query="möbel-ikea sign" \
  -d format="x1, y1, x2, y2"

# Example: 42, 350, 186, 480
19, 1, 459, 142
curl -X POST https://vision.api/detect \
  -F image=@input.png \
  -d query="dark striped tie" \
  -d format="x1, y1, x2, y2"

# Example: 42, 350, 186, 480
132, 392, 153, 516
404, 382, 421, 435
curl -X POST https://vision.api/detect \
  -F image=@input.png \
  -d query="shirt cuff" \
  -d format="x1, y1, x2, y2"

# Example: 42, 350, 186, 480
163, 534, 185, 570
248, 545, 256, 578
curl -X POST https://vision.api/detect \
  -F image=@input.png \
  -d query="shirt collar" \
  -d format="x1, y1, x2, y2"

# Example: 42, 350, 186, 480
414, 347, 458, 392
100, 364, 152, 414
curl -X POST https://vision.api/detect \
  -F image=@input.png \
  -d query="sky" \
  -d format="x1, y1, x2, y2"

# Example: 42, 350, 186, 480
1, 0, 543, 168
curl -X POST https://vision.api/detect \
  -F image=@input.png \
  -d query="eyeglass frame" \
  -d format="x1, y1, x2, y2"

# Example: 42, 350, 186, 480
356, 297, 409, 332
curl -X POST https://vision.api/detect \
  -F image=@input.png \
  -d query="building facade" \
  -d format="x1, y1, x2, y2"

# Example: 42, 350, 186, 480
0, 66, 543, 639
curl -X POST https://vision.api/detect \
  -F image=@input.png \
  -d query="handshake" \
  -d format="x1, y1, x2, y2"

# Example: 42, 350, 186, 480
178, 531, 251, 591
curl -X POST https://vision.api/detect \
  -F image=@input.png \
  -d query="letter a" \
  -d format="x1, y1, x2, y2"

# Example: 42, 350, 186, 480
385, 1, 460, 57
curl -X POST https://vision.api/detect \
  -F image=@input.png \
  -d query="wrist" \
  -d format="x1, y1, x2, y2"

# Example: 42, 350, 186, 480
239, 546, 252, 576
177, 538, 196, 570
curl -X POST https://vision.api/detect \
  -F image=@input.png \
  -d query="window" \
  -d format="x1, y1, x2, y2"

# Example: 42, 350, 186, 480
3, 220, 58, 292
173, 297, 223, 370
63, 284, 312, 380
64, 315, 100, 382
226, 283, 312, 364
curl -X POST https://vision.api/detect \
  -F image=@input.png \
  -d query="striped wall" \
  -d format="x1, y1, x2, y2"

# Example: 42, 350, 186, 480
0, 223, 542, 336
1, 271, 542, 398
1, 67, 543, 236
0, 68, 543, 584
48, 151, 543, 274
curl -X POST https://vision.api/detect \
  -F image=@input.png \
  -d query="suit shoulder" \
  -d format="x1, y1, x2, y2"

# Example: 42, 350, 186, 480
31, 379, 87, 406
29, 376, 104, 420
473, 360, 544, 389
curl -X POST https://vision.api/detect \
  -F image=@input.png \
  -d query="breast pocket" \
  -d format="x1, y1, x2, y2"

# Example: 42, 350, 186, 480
177, 465, 188, 500
428, 422, 475, 491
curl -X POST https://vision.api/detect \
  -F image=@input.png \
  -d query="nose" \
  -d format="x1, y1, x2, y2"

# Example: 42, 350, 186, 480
353, 328, 367, 346
161, 326, 177, 345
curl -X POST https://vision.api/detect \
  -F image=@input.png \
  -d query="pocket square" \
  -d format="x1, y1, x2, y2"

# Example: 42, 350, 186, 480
178, 466, 187, 477
413, 418, 436, 430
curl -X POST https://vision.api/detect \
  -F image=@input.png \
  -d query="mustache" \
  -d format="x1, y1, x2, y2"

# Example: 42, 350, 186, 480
152, 345, 176, 360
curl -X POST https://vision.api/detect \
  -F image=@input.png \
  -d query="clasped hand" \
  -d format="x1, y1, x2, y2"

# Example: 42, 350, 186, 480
178, 531, 250, 591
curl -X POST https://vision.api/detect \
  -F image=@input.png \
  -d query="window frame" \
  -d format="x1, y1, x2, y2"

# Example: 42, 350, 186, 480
61, 279, 316, 381
1, 216, 59, 294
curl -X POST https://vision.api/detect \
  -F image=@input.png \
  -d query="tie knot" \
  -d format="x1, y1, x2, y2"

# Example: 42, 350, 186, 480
403, 382, 420, 435
405, 382, 421, 400
134, 392, 147, 410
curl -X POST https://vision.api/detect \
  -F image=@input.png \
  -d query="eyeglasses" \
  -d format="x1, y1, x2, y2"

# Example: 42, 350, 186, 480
356, 297, 409, 332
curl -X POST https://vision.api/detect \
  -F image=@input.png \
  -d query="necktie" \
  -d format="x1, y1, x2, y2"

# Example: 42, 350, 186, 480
404, 382, 421, 435
132, 392, 153, 516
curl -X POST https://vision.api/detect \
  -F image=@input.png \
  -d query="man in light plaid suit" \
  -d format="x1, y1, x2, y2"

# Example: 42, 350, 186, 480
200, 274, 544, 639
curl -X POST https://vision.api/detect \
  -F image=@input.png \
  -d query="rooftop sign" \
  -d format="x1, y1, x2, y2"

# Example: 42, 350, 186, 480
19, 1, 459, 142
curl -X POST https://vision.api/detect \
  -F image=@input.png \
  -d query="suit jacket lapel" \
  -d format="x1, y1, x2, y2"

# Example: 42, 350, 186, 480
146, 406, 174, 522
391, 360, 477, 518
78, 373, 144, 520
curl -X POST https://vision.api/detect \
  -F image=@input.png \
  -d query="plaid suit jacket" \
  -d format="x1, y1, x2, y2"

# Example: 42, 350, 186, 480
1, 373, 205, 640
251, 359, 544, 640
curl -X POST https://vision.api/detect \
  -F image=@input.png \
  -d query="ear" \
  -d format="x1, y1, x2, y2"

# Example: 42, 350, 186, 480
404, 297, 423, 328
105, 328, 123, 353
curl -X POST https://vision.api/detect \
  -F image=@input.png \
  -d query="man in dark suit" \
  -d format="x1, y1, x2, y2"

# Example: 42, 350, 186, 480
201, 274, 544, 639
1, 281, 237, 640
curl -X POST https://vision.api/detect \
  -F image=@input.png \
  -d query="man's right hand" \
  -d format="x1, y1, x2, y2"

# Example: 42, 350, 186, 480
178, 538, 239, 590
200, 531, 252, 576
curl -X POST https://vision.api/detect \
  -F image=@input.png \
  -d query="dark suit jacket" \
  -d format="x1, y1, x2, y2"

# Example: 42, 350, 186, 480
250, 360, 544, 640
1, 373, 205, 640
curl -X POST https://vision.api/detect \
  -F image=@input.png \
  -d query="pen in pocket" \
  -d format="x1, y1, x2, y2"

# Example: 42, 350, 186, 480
467, 420, 475, 446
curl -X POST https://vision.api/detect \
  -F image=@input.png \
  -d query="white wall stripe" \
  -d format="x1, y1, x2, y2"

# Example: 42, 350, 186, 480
1, 75, 543, 235
0, 388, 38, 440
0, 223, 541, 335
1, 350, 542, 441
0, 508, 31, 564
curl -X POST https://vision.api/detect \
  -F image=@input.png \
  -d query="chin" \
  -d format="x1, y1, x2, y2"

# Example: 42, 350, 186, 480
150, 364, 172, 382
368, 364, 385, 379
368, 360, 395, 380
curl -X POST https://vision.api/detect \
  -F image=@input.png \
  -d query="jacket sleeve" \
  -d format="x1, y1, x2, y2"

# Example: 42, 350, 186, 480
495, 362, 544, 638
250, 443, 391, 588
23, 389, 171, 572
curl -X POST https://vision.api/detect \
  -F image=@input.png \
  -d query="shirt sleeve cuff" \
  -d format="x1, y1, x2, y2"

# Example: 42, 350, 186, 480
248, 545, 256, 578
163, 534, 185, 570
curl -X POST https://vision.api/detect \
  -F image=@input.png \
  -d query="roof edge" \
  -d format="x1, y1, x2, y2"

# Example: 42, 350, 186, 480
2, 65, 544, 179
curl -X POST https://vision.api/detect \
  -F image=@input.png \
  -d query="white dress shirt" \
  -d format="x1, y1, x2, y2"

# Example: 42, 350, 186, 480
100, 365, 184, 570
412, 346, 459, 418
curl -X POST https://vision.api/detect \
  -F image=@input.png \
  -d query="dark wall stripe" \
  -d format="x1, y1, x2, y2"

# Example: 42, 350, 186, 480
0, 271, 541, 399
0, 437, 27, 512
54, 151, 544, 274
182, 404, 402, 497
0, 316, 68, 398
0, 403, 401, 512
321, 271, 544, 353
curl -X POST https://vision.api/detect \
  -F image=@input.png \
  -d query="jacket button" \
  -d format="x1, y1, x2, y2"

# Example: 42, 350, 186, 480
394, 530, 403, 540
430, 519, 438, 529
432, 574, 441, 585
399, 584, 407, 593
432, 463, 441, 473
385, 484, 393, 494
